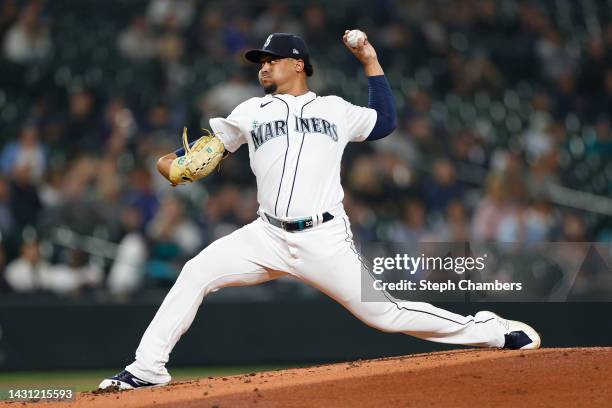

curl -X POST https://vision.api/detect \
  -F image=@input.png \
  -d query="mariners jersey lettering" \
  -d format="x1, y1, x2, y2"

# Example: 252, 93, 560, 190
250, 116, 338, 150
209, 92, 377, 218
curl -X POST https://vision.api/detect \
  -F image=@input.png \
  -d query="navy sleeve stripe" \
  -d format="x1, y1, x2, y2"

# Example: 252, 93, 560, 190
366, 75, 397, 140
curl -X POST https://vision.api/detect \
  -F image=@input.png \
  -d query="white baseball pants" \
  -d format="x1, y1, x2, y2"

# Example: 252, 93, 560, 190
126, 214, 505, 383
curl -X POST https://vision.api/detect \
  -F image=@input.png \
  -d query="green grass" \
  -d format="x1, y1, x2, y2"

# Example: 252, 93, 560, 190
0, 365, 291, 392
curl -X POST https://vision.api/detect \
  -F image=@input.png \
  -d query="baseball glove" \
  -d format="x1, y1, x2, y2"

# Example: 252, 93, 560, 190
168, 127, 226, 186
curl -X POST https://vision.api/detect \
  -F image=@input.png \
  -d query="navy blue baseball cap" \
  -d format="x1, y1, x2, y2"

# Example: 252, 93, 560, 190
245, 33, 314, 76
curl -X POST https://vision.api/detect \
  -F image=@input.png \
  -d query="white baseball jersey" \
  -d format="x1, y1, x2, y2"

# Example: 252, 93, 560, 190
209, 91, 377, 219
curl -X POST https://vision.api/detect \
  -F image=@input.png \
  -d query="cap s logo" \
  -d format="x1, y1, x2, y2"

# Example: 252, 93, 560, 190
264, 35, 272, 48
292, 48, 299, 54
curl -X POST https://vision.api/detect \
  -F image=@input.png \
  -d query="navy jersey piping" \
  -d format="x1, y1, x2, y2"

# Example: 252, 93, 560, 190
340, 216, 494, 327
272, 96, 290, 216
285, 97, 317, 216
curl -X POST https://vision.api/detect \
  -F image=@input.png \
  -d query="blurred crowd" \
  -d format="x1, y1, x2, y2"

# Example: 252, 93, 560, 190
0, 0, 611, 299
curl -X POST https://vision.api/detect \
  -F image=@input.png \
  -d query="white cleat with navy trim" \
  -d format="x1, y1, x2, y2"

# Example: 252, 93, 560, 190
489, 313, 541, 350
98, 370, 169, 390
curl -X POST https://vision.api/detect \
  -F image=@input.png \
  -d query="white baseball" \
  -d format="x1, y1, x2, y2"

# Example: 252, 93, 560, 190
346, 29, 366, 48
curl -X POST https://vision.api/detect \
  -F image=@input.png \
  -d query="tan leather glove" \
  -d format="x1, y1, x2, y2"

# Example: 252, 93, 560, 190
168, 127, 226, 186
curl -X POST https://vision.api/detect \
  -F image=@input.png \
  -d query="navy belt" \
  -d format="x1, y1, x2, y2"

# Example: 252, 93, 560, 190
264, 212, 334, 232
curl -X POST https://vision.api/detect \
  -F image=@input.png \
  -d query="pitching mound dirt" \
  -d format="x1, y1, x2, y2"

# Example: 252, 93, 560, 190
7, 347, 611, 408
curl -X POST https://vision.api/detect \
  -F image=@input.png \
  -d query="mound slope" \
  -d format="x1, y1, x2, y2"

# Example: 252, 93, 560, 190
10, 348, 611, 408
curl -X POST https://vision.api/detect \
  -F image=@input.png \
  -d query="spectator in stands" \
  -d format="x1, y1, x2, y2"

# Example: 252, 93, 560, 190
559, 213, 588, 242
98, 97, 137, 158
462, 53, 503, 96
2, 0, 50, 64
124, 168, 159, 228
526, 152, 561, 198
38, 166, 64, 208
190, 8, 225, 61
406, 115, 446, 157
8, 161, 42, 234
46, 248, 104, 296
0, 0, 18, 44
347, 156, 385, 205
471, 173, 517, 241
198, 190, 229, 246
233, 187, 259, 226
4, 239, 51, 293
140, 103, 176, 146
38, 156, 101, 236
117, 16, 156, 61
146, 195, 201, 285
155, 13, 189, 98
0, 243, 9, 293
0, 124, 47, 185
199, 69, 260, 118
496, 197, 556, 243
523, 92, 554, 162
586, 116, 612, 156
342, 192, 377, 244
424, 158, 465, 216
108, 206, 148, 297
375, 151, 418, 202
579, 36, 607, 98
198, 184, 242, 241
594, 69, 612, 118
431, 199, 470, 242
222, 15, 250, 55
93, 157, 123, 238
551, 71, 583, 120
449, 127, 487, 167
0, 176, 14, 238
147, 0, 195, 30
64, 89, 100, 155
252, 2, 302, 40
388, 199, 427, 243
302, 4, 328, 49
148, 194, 201, 257
402, 89, 432, 123
535, 29, 578, 83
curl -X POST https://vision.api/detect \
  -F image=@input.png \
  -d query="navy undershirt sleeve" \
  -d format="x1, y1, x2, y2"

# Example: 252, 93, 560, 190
366, 75, 397, 140
174, 140, 197, 157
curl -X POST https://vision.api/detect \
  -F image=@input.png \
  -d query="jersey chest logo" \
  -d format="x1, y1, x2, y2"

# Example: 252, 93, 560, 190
250, 117, 339, 150
251, 120, 288, 150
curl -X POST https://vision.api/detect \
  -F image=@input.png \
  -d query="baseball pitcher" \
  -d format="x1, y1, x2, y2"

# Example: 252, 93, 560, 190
100, 31, 540, 390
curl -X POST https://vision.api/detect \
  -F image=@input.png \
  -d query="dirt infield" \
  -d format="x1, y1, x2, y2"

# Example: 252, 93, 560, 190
6, 347, 611, 408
